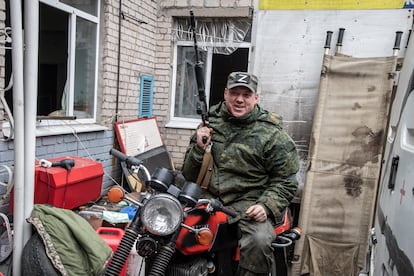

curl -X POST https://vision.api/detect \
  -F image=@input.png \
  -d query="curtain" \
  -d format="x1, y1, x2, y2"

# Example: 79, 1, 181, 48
173, 17, 251, 55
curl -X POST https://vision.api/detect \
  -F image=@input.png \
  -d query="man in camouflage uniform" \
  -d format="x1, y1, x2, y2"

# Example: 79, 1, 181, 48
181, 71, 299, 276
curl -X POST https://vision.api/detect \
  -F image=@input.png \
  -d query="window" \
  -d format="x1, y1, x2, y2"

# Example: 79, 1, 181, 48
174, 46, 207, 120
168, 18, 251, 129
38, 0, 99, 122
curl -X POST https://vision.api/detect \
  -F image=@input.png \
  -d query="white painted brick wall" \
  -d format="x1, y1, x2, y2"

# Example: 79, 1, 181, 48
0, 0, 253, 187
100, 0, 159, 122
152, 1, 253, 168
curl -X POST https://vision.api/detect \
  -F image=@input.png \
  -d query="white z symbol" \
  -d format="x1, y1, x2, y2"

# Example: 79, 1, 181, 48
236, 74, 249, 83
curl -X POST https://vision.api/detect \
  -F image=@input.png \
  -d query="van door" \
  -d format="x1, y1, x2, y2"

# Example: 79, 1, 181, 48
373, 89, 414, 276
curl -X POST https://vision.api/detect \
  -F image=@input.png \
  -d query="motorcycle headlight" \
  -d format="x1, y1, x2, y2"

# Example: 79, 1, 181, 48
141, 194, 183, 236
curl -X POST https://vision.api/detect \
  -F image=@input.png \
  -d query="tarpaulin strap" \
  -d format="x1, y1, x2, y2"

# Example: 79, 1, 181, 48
196, 143, 213, 190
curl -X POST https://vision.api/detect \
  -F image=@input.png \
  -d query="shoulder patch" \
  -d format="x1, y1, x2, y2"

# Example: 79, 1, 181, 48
267, 112, 283, 127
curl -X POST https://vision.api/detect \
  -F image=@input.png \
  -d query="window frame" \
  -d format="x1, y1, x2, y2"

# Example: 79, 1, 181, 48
167, 40, 251, 129
38, 0, 100, 126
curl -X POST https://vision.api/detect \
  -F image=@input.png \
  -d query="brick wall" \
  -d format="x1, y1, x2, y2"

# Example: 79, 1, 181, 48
99, 0, 159, 124
0, 0, 254, 211
0, 130, 115, 213
98, 0, 253, 169
154, 0, 253, 169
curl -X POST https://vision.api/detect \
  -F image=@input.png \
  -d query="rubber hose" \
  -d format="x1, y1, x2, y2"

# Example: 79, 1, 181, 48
105, 228, 139, 276
147, 243, 176, 276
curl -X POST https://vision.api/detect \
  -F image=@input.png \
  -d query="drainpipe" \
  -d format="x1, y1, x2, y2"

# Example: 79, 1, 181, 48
10, 1, 25, 275
23, 0, 39, 242
115, 0, 122, 122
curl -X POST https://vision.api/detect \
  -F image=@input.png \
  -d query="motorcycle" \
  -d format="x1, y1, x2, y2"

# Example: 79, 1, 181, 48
105, 148, 302, 276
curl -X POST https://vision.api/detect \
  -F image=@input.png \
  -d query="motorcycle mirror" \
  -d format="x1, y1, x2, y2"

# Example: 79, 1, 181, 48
107, 186, 125, 203
196, 228, 213, 246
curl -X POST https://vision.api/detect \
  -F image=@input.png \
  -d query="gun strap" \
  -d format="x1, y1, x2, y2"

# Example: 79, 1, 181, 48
196, 143, 213, 190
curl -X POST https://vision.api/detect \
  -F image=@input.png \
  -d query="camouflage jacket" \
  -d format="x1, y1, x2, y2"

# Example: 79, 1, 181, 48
181, 102, 299, 222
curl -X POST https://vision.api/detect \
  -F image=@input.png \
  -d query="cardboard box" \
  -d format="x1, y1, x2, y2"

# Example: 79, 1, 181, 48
10, 156, 103, 211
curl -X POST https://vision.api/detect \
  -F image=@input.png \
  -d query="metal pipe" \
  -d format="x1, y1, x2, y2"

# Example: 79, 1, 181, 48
10, 0, 25, 275
115, 0, 122, 122
23, 0, 39, 243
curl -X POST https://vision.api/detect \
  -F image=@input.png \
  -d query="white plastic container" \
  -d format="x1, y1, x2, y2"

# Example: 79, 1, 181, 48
126, 241, 145, 276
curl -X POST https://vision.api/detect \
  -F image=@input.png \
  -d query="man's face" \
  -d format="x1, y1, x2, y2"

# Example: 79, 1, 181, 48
224, 86, 258, 117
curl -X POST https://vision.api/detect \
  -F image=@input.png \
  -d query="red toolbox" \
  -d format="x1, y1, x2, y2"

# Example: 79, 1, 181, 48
97, 227, 127, 276
10, 156, 103, 210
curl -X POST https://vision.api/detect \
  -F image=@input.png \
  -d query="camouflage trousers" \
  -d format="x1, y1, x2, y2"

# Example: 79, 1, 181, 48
237, 217, 276, 276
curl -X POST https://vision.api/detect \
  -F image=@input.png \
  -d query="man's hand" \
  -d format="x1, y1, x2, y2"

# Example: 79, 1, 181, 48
246, 204, 268, 222
196, 126, 212, 147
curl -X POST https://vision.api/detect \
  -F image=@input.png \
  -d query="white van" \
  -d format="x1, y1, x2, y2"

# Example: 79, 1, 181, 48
360, 30, 414, 276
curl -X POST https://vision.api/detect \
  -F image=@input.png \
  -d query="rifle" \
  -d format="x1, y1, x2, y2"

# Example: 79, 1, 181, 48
190, 10, 209, 144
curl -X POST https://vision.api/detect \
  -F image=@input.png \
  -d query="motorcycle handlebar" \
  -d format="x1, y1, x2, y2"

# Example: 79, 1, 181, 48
209, 198, 238, 218
110, 148, 143, 166
221, 206, 238, 218
110, 149, 239, 218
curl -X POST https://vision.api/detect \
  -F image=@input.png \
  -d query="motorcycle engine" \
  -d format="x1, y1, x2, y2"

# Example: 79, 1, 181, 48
168, 257, 208, 276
